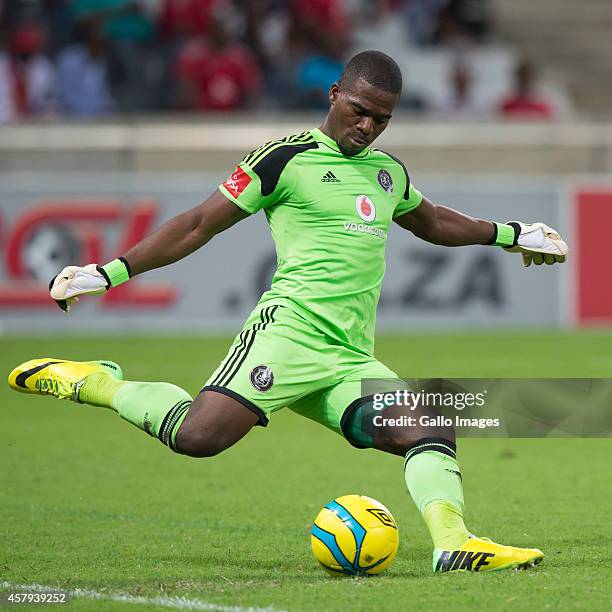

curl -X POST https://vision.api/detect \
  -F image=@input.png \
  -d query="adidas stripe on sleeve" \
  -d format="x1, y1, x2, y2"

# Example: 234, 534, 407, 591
219, 131, 317, 214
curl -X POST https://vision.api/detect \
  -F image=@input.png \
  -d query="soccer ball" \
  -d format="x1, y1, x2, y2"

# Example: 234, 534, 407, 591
311, 494, 399, 576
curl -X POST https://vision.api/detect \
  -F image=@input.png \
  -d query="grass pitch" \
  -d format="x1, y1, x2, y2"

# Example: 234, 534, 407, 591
2, 331, 611, 611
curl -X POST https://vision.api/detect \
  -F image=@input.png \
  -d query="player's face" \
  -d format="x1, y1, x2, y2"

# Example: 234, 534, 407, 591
327, 78, 399, 156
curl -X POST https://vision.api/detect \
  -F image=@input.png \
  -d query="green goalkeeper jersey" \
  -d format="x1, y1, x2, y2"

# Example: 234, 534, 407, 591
219, 128, 423, 356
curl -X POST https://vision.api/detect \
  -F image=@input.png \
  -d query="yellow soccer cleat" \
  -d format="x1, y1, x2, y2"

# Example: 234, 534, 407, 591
433, 536, 544, 573
8, 358, 123, 402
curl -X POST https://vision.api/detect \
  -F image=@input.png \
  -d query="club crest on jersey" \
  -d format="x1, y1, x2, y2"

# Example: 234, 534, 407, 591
377, 169, 393, 193
355, 195, 376, 222
223, 166, 251, 197
250, 365, 274, 392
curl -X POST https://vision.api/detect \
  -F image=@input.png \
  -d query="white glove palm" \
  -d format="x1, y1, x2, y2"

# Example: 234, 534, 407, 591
49, 264, 109, 312
505, 222, 568, 267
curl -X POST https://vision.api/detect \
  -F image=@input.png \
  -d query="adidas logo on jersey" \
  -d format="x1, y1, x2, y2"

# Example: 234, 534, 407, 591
321, 171, 340, 183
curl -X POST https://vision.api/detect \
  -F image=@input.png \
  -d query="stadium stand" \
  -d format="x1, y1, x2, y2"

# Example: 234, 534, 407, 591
4, 0, 612, 120
494, 0, 612, 115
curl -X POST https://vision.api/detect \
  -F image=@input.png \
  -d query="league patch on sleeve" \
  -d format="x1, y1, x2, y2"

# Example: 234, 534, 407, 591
223, 166, 252, 197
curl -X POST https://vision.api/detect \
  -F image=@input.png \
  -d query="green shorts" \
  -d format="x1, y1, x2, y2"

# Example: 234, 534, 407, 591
202, 301, 400, 440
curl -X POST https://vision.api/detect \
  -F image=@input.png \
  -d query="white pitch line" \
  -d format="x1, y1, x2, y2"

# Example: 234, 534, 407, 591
0, 582, 286, 612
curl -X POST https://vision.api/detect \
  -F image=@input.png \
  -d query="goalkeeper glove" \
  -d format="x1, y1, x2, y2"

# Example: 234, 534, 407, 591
489, 222, 568, 267
49, 257, 131, 312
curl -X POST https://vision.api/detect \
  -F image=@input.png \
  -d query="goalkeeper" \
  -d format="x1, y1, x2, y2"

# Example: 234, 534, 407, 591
9, 51, 567, 573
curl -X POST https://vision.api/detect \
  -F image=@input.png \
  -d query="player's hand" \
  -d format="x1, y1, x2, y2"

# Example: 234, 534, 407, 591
49, 264, 110, 312
504, 222, 568, 267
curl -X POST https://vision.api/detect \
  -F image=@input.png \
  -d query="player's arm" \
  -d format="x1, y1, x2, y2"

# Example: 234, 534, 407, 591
123, 191, 249, 275
49, 191, 249, 311
394, 195, 568, 267
394, 195, 492, 246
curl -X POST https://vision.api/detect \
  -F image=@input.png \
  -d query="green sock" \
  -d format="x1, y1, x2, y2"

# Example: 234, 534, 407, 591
404, 439, 470, 550
79, 373, 192, 452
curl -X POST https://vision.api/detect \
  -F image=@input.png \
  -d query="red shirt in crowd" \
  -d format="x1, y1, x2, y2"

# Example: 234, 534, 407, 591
176, 40, 261, 111
292, 0, 351, 36
499, 96, 554, 119
159, 0, 230, 39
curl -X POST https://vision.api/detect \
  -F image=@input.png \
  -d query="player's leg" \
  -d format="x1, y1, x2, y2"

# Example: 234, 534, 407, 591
83, 304, 301, 454
175, 391, 259, 457
7, 303, 337, 456
82, 375, 261, 456
7, 357, 258, 455
291, 355, 543, 572
343, 393, 470, 550
80, 368, 265, 456
346, 396, 543, 571
290, 373, 468, 550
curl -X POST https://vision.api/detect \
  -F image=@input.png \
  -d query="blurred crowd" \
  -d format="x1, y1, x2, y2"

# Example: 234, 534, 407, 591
0, 0, 554, 121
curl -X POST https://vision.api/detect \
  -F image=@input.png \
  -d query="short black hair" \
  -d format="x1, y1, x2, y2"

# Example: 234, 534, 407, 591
338, 51, 402, 94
